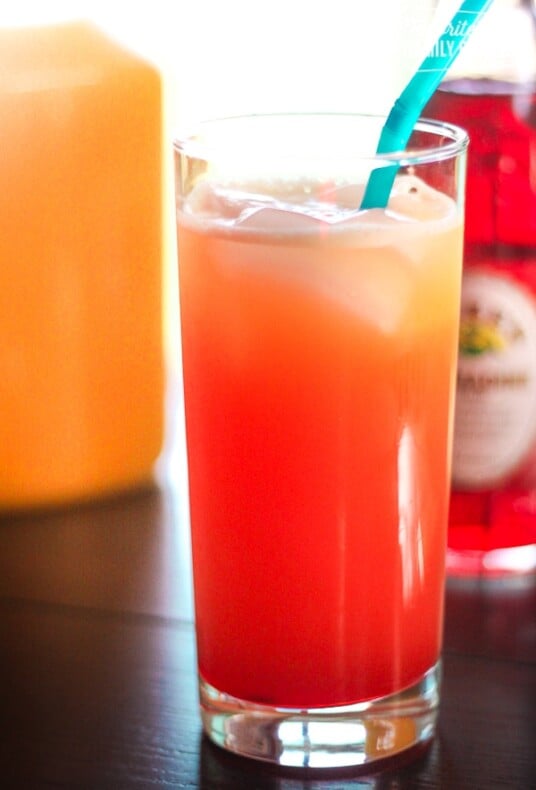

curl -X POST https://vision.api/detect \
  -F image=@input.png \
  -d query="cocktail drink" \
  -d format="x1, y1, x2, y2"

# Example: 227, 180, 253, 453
174, 115, 467, 768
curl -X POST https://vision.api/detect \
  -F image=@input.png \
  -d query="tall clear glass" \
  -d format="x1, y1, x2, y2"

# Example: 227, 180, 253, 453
174, 114, 467, 769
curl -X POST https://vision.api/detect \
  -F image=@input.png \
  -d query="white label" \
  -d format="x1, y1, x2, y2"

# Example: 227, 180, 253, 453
452, 270, 536, 489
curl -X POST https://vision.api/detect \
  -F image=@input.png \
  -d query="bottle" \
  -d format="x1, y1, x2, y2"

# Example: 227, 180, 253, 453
426, 0, 536, 581
0, 7, 167, 510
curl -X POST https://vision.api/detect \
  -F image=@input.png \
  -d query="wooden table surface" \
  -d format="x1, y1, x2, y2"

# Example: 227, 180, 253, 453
1, 457, 535, 789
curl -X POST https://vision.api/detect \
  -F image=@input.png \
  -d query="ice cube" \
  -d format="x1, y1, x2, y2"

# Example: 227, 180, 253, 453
389, 175, 455, 222
317, 182, 365, 210
236, 206, 326, 233
184, 181, 262, 221
321, 247, 415, 335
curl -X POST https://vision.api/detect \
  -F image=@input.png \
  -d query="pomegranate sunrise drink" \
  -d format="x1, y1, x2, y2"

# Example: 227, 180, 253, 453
174, 115, 467, 767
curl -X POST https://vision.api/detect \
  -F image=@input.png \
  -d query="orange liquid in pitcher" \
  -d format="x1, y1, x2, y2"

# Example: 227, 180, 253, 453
0, 22, 165, 508
178, 178, 462, 707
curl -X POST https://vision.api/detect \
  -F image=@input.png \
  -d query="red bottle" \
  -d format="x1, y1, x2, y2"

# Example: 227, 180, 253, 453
426, 0, 536, 580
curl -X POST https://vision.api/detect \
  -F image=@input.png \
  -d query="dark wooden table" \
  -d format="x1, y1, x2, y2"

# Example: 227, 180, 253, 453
1, 454, 535, 789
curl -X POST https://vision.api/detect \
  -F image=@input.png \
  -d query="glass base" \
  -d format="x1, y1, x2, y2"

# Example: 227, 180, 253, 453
199, 661, 440, 768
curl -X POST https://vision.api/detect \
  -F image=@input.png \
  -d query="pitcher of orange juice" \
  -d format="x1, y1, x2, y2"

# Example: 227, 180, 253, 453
0, 6, 167, 509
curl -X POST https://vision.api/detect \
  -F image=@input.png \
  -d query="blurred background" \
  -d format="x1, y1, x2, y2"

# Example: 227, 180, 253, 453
2, 0, 536, 581
1, 0, 453, 127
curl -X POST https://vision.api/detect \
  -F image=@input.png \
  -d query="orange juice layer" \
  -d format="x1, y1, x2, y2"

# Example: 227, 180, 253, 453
178, 177, 463, 708
0, 22, 165, 508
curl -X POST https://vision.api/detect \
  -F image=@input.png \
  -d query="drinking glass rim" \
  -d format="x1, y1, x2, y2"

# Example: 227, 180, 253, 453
173, 112, 469, 167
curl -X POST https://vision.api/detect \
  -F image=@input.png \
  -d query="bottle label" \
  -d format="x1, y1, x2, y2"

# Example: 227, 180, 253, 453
452, 270, 536, 489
